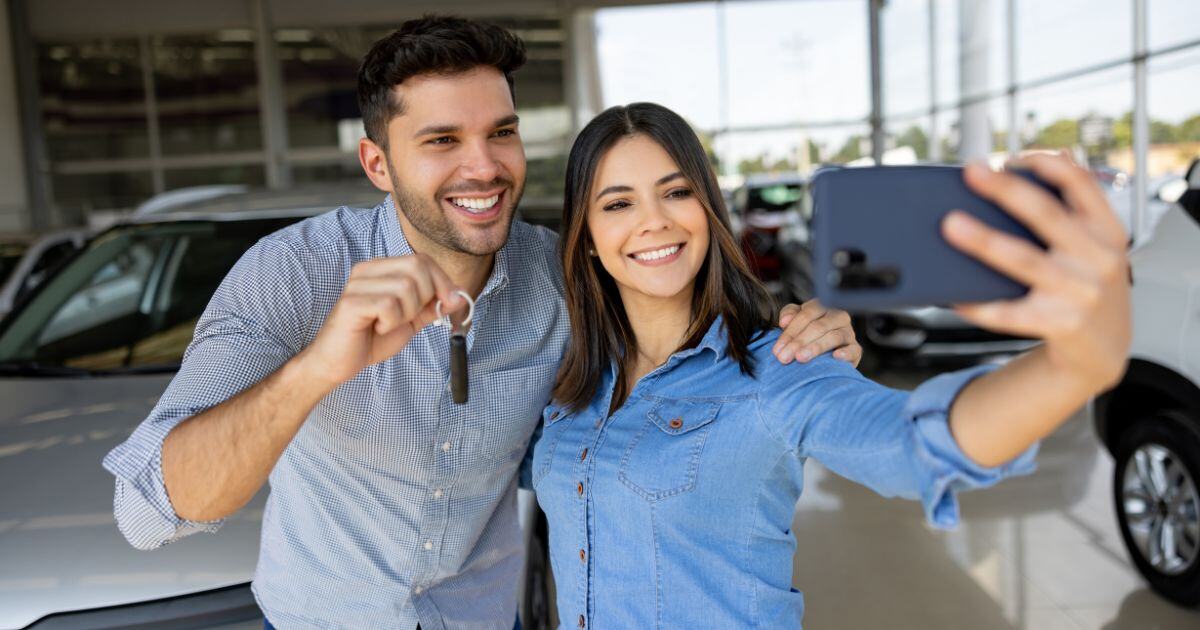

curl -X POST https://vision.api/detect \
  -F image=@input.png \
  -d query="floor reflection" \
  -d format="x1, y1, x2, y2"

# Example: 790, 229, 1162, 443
791, 366, 1200, 630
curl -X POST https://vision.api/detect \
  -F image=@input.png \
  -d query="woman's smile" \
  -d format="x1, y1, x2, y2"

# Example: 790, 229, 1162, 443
628, 242, 686, 266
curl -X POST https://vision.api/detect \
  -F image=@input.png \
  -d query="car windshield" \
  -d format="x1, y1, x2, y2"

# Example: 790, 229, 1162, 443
0, 243, 27, 286
747, 183, 805, 213
0, 218, 298, 375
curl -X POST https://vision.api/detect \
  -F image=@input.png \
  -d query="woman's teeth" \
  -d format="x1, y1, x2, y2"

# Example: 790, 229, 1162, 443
632, 244, 681, 261
451, 195, 500, 212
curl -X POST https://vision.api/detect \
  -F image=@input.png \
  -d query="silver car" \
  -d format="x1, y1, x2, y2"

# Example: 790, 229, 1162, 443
0, 187, 551, 628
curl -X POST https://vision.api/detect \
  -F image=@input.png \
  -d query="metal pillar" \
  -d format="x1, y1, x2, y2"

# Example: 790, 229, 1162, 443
1005, 0, 1019, 156
958, 0, 991, 160
139, 34, 165, 194
251, 0, 291, 189
868, 0, 884, 164
1132, 0, 1148, 243
8, 0, 53, 228
928, 0, 941, 162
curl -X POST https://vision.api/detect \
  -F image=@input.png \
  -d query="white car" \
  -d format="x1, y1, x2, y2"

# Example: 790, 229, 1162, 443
1092, 158, 1200, 607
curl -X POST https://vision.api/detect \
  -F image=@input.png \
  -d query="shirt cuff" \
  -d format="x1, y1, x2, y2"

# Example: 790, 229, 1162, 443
103, 417, 223, 550
905, 364, 1040, 529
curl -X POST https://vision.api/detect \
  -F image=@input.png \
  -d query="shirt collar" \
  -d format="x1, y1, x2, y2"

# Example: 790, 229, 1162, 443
381, 194, 511, 298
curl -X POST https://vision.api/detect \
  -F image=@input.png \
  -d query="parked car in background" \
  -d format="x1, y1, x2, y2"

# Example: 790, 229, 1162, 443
0, 186, 551, 628
0, 229, 87, 321
1092, 157, 1200, 608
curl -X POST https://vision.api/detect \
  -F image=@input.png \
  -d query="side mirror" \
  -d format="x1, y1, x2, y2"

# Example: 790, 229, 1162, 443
1156, 178, 1188, 204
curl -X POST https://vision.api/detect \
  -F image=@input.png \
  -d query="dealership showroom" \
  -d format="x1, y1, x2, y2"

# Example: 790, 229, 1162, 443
1, 0, 1199, 628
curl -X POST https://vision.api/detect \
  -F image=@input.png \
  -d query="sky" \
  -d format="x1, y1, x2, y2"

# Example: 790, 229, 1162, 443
593, 0, 1200, 167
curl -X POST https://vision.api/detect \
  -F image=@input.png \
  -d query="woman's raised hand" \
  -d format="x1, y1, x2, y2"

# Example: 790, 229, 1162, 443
941, 154, 1132, 392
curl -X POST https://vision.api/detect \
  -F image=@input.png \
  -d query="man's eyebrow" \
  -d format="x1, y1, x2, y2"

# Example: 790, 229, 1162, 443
413, 123, 460, 138
495, 114, 520, 128
594, 172, 685, 201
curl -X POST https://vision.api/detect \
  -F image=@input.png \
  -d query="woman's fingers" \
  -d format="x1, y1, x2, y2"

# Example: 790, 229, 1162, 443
942, 211, 1104, 306
1016, 152, 1129, 247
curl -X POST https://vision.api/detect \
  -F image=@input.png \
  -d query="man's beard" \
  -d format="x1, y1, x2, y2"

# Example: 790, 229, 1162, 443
387, 161, 523, 257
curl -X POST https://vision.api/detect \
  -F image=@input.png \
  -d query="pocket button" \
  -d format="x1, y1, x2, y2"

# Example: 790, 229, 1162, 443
669, 417, 683, 429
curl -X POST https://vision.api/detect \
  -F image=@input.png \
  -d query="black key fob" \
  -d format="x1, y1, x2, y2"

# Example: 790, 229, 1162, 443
450, 332, 468, 404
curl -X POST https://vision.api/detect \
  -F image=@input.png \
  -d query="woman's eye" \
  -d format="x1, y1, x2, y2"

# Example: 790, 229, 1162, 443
667, 188, 693, 199
603, 200, 630, 212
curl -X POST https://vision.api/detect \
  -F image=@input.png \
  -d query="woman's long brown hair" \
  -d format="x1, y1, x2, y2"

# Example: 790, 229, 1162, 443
553, 102, 776, 413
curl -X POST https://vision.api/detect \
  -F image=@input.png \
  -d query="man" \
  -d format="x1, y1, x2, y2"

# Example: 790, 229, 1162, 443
103, 15, 861, 629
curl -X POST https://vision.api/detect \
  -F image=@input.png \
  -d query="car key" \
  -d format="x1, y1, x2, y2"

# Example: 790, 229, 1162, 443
436, 291, 475, 404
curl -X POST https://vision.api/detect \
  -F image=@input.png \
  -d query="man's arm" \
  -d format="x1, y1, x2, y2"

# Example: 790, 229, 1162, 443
158, 253, 463, 522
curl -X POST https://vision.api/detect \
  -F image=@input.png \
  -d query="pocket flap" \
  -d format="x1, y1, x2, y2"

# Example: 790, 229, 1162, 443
648, 400, 721, 435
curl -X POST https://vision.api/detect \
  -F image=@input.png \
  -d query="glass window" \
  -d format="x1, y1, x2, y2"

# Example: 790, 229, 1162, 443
884, 0, 931, 118
1144, 47, 1200, 234
1018, 65, 1132, 231
726, 0, 870, 126
935, 0, 1008, 107
0, 218, 301, 372
887, 116, 932, 162
152, 33, 263, 156
38, 38, 149, 161
50, 171, 154, 214
1016, 0, 1130, 84
597, 3, 721, 130
163, 165, 266, 190
1149, 0, 1200, 52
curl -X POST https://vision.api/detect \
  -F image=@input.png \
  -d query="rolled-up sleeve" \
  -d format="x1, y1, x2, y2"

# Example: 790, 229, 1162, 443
904, 365, 1038, 528
760, 356, 1038, 530
101, 237, 312, 550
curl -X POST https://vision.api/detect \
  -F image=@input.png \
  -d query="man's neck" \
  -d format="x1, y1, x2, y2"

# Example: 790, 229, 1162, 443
394, 208, 495, 298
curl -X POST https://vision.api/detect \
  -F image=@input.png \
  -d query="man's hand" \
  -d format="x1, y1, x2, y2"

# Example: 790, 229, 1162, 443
773, 300, 862, 367
297, 254, 466, 389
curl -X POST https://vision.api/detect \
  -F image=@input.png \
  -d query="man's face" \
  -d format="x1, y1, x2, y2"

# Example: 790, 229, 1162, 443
381, 67, 526, 257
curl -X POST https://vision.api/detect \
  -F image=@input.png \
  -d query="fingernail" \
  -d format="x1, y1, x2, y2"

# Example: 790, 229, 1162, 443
945, 212, 978, 236
778, 347, 795, 362
798, 350, 814, 362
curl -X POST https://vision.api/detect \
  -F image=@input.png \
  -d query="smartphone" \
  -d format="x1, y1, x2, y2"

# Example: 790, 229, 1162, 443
810, 165, 1057, 310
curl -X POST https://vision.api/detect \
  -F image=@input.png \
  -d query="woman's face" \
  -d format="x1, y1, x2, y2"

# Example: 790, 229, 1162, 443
587, 134, 710, 304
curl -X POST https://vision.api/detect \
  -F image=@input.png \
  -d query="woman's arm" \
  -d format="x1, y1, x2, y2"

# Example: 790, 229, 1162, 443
940, 154, 1131, 467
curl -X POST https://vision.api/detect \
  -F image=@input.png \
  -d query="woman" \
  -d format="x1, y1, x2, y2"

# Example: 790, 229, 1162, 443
530, 102, 1130, 628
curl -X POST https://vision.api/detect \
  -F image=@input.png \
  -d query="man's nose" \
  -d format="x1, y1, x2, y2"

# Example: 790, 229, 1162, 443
458, 139, 501, 183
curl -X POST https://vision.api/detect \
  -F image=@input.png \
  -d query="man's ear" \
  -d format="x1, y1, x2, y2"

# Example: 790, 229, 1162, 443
359, 136, 393, 193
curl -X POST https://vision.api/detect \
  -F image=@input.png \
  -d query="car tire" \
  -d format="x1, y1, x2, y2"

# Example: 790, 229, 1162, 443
1112, 412, 1200, 607
522, 507, 554, 629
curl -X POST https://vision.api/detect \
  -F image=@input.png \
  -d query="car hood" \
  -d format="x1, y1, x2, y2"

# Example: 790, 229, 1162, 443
0, 375, 265, 629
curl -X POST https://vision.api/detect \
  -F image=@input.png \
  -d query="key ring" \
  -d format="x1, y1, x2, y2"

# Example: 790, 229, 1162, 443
435, 290, 475, 328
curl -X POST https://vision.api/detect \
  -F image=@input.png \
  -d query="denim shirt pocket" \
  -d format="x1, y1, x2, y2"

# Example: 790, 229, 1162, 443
532, 403, 575, 489
618, 399, 721, 502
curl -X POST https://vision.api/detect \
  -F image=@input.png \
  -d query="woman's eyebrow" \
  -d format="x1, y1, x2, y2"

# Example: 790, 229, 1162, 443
595, 172, 685, 201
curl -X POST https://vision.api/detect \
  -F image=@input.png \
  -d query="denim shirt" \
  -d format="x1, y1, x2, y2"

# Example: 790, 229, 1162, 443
530, 318, 1037, 629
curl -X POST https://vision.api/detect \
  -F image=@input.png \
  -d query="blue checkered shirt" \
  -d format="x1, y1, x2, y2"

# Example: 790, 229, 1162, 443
102, 196, 569, 629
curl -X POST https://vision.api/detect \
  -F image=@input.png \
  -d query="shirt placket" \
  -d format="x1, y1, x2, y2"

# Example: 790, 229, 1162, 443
413, 324, 459, 597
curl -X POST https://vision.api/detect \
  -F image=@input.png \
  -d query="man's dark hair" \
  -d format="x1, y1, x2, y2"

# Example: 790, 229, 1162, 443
357, 15, 527, 148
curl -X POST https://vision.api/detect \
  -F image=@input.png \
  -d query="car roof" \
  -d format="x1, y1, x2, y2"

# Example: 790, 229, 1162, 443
126, 185, 389, 225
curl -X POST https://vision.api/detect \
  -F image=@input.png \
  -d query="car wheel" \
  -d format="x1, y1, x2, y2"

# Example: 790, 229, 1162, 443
522, 507, 554, 629
1113, 412, 1200, 607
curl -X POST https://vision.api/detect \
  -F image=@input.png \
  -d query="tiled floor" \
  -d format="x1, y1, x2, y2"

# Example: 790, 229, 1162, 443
791, 367, 1200, 630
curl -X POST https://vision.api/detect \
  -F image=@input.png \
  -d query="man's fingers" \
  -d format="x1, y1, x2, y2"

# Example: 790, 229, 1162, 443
778, 303, 802, 328
773, 301, 827, 355
833, 343, 863, 368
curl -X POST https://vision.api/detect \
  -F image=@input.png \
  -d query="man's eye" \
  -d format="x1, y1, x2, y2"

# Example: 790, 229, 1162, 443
428, 136, 455, 145
494, 128, 517, 138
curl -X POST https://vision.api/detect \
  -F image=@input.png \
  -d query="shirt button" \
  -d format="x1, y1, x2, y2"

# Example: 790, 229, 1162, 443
424, 540, 433, 551
414, 585, 424, 595
579, 549, 586, 562
580, 448, 588, 462
550, 411, 560, 420
433, 488, 444, 499
669, 417, 684, 429
576, 482, 584, 496
441, 441, 451, 452
578, 614, 586, 628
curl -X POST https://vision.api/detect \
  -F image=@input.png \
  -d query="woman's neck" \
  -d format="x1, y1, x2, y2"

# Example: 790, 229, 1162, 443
620, 286, 694, 371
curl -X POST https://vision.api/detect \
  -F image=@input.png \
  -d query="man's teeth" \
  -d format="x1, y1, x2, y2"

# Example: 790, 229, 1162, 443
451, 195, 500, 212
633, 245, 681, 261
